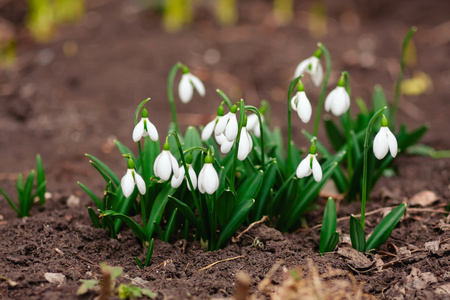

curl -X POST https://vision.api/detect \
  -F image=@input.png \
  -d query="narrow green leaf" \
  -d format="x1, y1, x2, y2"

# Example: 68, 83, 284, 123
100, 210, 147, 242
237, 170, 264, 203
324, 118, 346, 151
87, 207, 100, 228
145, 184, 175, 236
78, 182, 103, 209
319, 198, 337, 254
356, 97, 369, 115
22, 170, 35, 216
397, 124, 429, 150
0, 187, 19, 215
350, 215, 366, 252
366, 204, 407, 251
253, 162, 277, 220
184, 126, 202, 163
134, 98, 151, 124
85, 154, 120, 186
325, 232, 339, 253
216, 189, 236, 230
164, 209, 178, 242
145, 238, 154, 267
406, 144, 450, 159
216, 198, 255, 249
102, 215, 116, 238
168, 195, 202, 236
89, 160, 116, 187
35, 154, 46, 205
372, 85, 390, 124
134, 257, 143, 270
114, 140, 136, 161
153, 222, 165, 240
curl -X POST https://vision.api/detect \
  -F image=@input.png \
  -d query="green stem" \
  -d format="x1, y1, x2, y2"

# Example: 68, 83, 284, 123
342, 71, 353, 180
245, 105, 265, 172
230, 99, 245, 191
216, 89, 233, 108
140, 193, 147, 229
392, 26, 417, 131
312, 43, 332, 137
167, 62, 183, 133
361, 107, 386, 230
286, 75, 301, 173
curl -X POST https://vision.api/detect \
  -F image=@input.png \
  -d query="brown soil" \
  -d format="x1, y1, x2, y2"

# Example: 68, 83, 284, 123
1, 0, 450, 299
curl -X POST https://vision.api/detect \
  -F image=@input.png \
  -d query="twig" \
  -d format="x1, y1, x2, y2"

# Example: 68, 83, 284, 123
198, 256, 244, 272
148, 259, 172, 273
76, 254, 97, 266
232, 216, 268, 242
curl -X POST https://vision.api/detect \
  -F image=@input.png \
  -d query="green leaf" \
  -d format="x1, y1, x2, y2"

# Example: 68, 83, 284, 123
168, 195, 203, 236
86, 154, 120, 187
76, 279, 99, 296
253, 161, 277, 220
145, 238, 154, 267
89, 160, 116, 187
237, 170, 264, 203
366, 204, 406, 251
153, 222, 164, 240
216, 198, 255, 249
21, 170, 35, 217
397, 124, 429, 150
100, 210, 147, 242
324, 118, 346, 151
87, 207, 100, 228
325, 232, 339, 253
406, 144, 450, 159
35, 154, 46, 205
134, 98, 151, 124
372, 85, 390, 124
145, 184, 175, 236
356, 97, 369, 115
164, 209, 178, 242
141, 288, 158, 299
78, 182, 102, 208
215, 189, 236, 230
319, 198, 337, 254
114, 140, 136, 161
0, 187, 19, 215
184, 126, 202, 163
135, 257, 143, 270
350, 215, 366, 252
302, 130, 330, 159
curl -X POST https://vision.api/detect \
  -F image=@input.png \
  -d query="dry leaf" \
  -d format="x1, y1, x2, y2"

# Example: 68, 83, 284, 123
408, 191, 438, 207
337, 247, 372, 270
405, 267, 437, 290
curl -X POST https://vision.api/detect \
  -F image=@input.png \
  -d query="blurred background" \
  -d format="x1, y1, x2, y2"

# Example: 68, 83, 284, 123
0, 0, 448, 196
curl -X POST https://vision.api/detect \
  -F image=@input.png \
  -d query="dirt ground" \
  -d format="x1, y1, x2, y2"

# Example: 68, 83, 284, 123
1, 0, 449, 299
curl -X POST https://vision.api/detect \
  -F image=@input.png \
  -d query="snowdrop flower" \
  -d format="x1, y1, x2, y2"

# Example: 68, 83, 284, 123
121, 158, 146, 198
373, 115, 398, 160
324, 75, 350, 117
216, 134, 234, 154
202, 104, 224, 141
198, 154, 219, 195
290, 81, 312, 123
296, 141, 322, 182
133, 108, 158, 142
178, 67, 205, 104
153, 142, 179, 181
171, 154, 197, 191
246, 113, 262, 137
237, 117, 253, 161
214, 104, 238, 139
294, 49, 323, 87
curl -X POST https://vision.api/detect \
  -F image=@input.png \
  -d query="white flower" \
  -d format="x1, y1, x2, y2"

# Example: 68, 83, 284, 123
238, 127, 253, 161
324, 86, 350, 117
121, 160, 146, 198
373, 126, 398, 160
198, 156, 219, 195
224, 112, 238, 142
171, 164, 197, 191
153, 144, 179, 181
246, 114, 262, 138
216, 134, 234, 154
178, 72, 205, 104
291, 91, 312, 123
294, 56, 323, 87
214, 112, 230, 137
296, 154, 322, 182
201, 117, 218, 141
132, 108, 158, 142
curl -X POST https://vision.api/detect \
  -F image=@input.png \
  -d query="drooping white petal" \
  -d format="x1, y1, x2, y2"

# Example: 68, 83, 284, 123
202, 164, 219, 195
238, 127, 251, 161
188, 74, 205, 97
373, 128, 389, 160
202, 118, 217, 141
215, 113, 230, 136
247, 114, 258, 132
294, 57, 312, 79
311, 59, 323, 87
220, 139, 233, 154
155, 151, 173, 181
153, 152, 162, 177
297, 91, 312, 123
215, 133, 226, 145
134, 171, 147, 194
290, 93, 299, 111
121, 169, 135, 198
178, 74, 194, 104
132, 119, 145, 142
324, 88, 336, 113
198, 166, 206, 194
296, 154, 312, 178
145, 119, 159, 141
330, 87, 350, 117
186, 164, 197, 191
311, 156, 322, 182
169, 152, 179, 178
225, 113, 238, 142
386, 128, 398, 158
171, 166, 185, 188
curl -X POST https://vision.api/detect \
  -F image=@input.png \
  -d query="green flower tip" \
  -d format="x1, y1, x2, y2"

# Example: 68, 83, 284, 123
381, 115, 388, 127
205, 154, 214, 164
181, 65, 190, 74
163, 141, 170, 150
309, 138, 317, 154
230, 104, 237, 114
127, 158, 135, 169
313, 48, 323, 58
297, 80, 305, 92
185, 154, 193, 164
141, 108, 148, 118
217, 104, 224, 116
337, 74, 345, 87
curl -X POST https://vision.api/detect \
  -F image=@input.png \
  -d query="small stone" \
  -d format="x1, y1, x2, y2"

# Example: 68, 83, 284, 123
44, 273, 66, 285
66, 195, 80, 208
424, 241, 440, 252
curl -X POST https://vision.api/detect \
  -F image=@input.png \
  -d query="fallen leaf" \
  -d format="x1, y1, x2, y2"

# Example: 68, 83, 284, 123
337, 247, 372, 270
405, 267, 437, 290
409, 191, 439, 207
